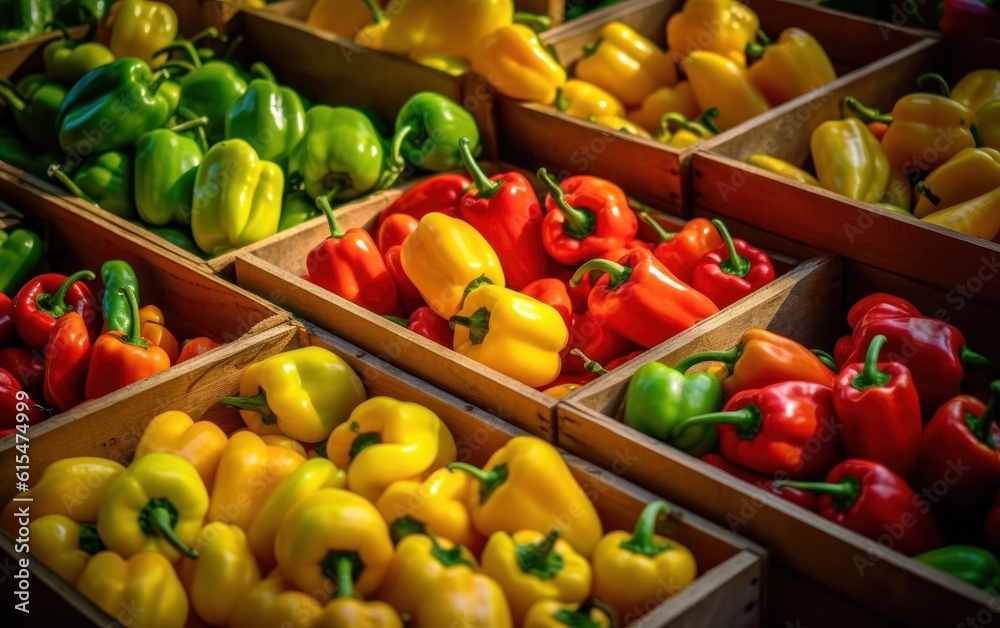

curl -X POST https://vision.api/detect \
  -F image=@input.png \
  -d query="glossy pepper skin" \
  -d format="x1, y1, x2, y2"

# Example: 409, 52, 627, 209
576, 22, 676, 107
0, 300, 14, 351
99, 260, 139, 335
877, 87, 979, 176
313, 556, 404, 628
471, 24, 565, 104
811, 112, 890, 203
667, 0, 759, 65
134, 410, 227, 489
691, 219, 775, 308
776, 460, 943, 556
0, 229, 43, 295
673, 381, 841, 479
76, 551, 187, 628
378, 0, 512, 59
230, 568, 324, 627
683, 51, 770, 131
914, 147, 1000, 218
378, 174, 470, 224
538, 168, 639, 266
524, 598, 616, 628
923, 184, 1000, 241
386, 306, 453, 348
0, 367, 47, 429
556, 79, 626, 120
449, 436, 603, 558
325, 396, 457, 503
107, 0, 177, 67
13, 270, 99, 351
700, 453, 819, 511
134, 111, 207, 226
953, 71, 1000, 112
176, 336, 220, 363
915, 546, 1000, 592
639, 213, 722, 285
223, 346, 366, 443
42, 311, 92, 412
29, 515, 104, 585
137, 305, 177, 364
179, 522, 260, 626
520, 278, 573, 326
571, 249, 719, 350
0, 78, 67, 149
163, 52, 248, 144
42, 25, 115, 86
560, 311, 633, 375
627, 82, 700, 134
592, 501, 697, 624
377, 212, 418, 253
49, 151, 136, 218
394, 92, 481, 171
746, 28, 836, 107
747, 154, 821, 186
225, 62, 304, 170
0, 0, 54, 44
0, 347, 44, 397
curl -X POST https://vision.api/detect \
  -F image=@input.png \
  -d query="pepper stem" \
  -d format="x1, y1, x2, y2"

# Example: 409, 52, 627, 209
972, 123, 985, 149
538, 168, 596, 239
177, 106, 210, 153
146, 70, 169, 95
320, 551, 363, 589
349, 433, 381, 459
965, 381, 1000, 446
851, 335, 892, 390
0, 81, 27, 112
380, 125, 411, 191
674, 347, 741, 373
571, 349, 608, 376
699, 108, 721, 135
449, 307, 490, 345
220, 391, 278, 424
187, 26, 223, 46
250, 61, 277, 83
427, 531, 473, 567
152, 40, 203, 68
116, 286, 149, 348
915, 182, 940, 206
619, 501, 673, 557
745, 41, 769, 60
460, 136, 501, 198
448, 462, 507, 504
362, 0, 387, 23
37, 269, 95, 319
774, 477, 861, 512
316, 196, 345, 239
812, 349, 838, 372
711, 219, 751, 278
389, 515, 427, 545
570, 259, 631, 290
917, 73, 951, 97
659, 113, 707, 142
556, 598, 620, 628
961, 346, 996, 371
334, 553, 354, 599
670, 405, 762, 440
141, 499, 197, 558
639, 211, 678, 243
513, 11, 553, 33
582, 37, 603, 57
841, 97, 893, 124
168, 115, 209, 135
555, 88, 569, 112
158, 60, 197, 77
48, 163, 97, 204
79, 523, 105, 555
516, 529, 565, 579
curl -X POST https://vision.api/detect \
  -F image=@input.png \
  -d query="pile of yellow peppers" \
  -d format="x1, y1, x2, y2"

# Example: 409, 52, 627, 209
2, 346, 698, 627
749, 69, 1000, 242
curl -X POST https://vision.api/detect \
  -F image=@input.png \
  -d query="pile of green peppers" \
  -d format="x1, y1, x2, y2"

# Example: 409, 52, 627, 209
1, 1, 109, 45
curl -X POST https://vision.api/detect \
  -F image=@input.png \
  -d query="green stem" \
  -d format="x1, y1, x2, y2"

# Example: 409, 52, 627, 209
449, 307, 490, 345
513, 11, 553, 33
841, 97, 893, 124
460, 136, 501, 198
379, 124, 411, 191
334, 553, 354, 599
619, 501, 673, 557
639, 211, 678, 243
141, 499, 197, 558
464, 274, 494, 297
115, 286, 148, 347
220, 392, 277, 424
427, 531, 473, 567
698, 108, 721, 136
349, 433, 381, 459
146, 70, 169, 95
555, 598, 619, 628
961, 346, 996, 371
48, 164, 97, 204
316, 196, 345, 239
965, 381, 1000, 446
158, 60, 197, 77
674, 347, 741, 373
917, 73, 950, 97
222, 34, 244, 60
250, 61, 276, 83
447, 461, 507, 504
660, 113, 707, 140
570, 349, 608, 376
186, 26, 222, 46
670, 405, 762, 440
516, 529, 565, 579
569, 259, 631, 290
852, 334, 891, 390
774, 477, 861, 512
37, 269, 95, 318
177, 106, 210, 153
0, 82, 26, 112
320, 551, 362, 589
812, 349, 838, 372
169, 115, 209, 135
362, 0, 387, 23
711, 219, 750, 277
555, 88, 569, 112
756, 29, 772, 46
389, 515, 427, 545
538, 168, 597, 240
46, 21, 74, 45
582, 37, 603, 57
973, 123, 985, 149
745, 41, 769, 60
915, 182, 940, 206
78, 523, 105, 555
152, 40, 202, 68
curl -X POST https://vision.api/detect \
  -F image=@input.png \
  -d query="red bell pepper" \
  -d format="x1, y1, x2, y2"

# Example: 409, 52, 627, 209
176, 337, 222, 364
520, 278, 573, 326
986, 489, 1000, 554
939, 0, 1000, 37
627, 238, 654, 251
43, 312, 92, 412
457, 139, 549, 290
672, 380, 841, 479
0, 293, 13, 348
917, 382, 1000, 509
639, 213, 723, 285
846, 293, 921, 330
560, 311, 634, 374
307, 197, 399, 315
384, 245, 425, 314
700, 453, 819, 511
538, 168, 638, 266
0, 367, 48, 429
378, 174, 470, 226
0, 347, 45, 398
833, 334, 922, 481
691, 220, 775, 309
13, 271, 100, 350
376, 213, 419, 252
571, 249, 718, 349
386, 306, 452, 348
776, 460, 944, 556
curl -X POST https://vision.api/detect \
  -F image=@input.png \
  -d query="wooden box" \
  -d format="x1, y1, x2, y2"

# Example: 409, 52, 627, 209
557, 255, 1000, 627
496, 0, 933, 213
0, 321, 766, 627
692, 35, 1000, 308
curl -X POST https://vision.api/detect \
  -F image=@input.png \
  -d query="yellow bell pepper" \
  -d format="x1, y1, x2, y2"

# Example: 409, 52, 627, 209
307, 0, 382, 39
76, 551, 188, 628
952, 69, 1000, 112
656, 110, 719, 148
401, 212, 506, 320
248, 456, 347, 571
591, 502, 697, 624
589, 114, 653, 139
882, 167, 914, 211
810, 115, 890, 203
378, 533, 512, 627
229, 568, 325, 628
913, 147, 1000, 218
448, 436, 603, 559
379, 0, 513, 60
523, 598, 617, 628
451, 285, 569, 388
1, 457, 124, 535
747, 154, 820, 186
416, 54, 472, 76
275, 487, 394, 597
29, 515, 104, 585
626, 82, 701, 134
207, 430, 305, 531
97, 452, 208, 561
682, 51, 770, 131
134, 410, 227, 490
222, 346, 367, 443
746, 28, 836, 107
979, 100, 1000, 150
313, 557, 405, 628
179, 522, 259, 626
470, 24, 566, 104
324, 396, 457, 503
107, 0, 178, 68
481, 529, 592, 623
556, 79, 625, 120
262, 433, 309, 457
575, 22, 677, 108
375, 467, 486, 555
541, 383, 582, 399
923, 185, 1000, 241
666, 0, 760, 66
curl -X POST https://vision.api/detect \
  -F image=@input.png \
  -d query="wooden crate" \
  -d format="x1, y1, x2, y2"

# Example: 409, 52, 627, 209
0, 321, 765, 627
495, 0, 933, 213
261, 0, 567, 24
693, 35, 1000, 309
557, 256, 1000, 627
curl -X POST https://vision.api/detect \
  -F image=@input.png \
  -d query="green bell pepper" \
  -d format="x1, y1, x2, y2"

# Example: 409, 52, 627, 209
135, 110, 208, 226
191, 139, 283, 255
0, 78, 67, 149
0, 0, 55, 45
622, 361, 723, 456
0, 128, 58, 178
915, 546, 1000, 592
56, 0, 110, 25
130, 223, 207, 258
100, 260, 140, 334
392, 91, 481, 172
43, 23, 115, 85
279, 191, 320, 231
49, 151, 135, 218
16, 73, 48, 99
0, 228, 43, 295
57, 57, 173, 153
225, 62, 305, 172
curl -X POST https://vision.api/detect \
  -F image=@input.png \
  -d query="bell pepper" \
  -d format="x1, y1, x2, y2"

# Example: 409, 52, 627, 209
524, 598, 618, 628
672, 380, 841, 479
306, 197, 400, 315
0, 229, 43, 295
540, 377, 593, 399
136, 306, 177, 364
914, 147, 1000, 218
134, 410, 227, 489
222, 346, 367, 443
230, 568, 324, 627
747, 154, 821, 186
470, 24, 565, 104
385, 306, 452, 348
700, 453, 819, 511
377, 0, 512, 60
449, 436, 603, 558
590, 114, 653, 138
41, 311, 91, 412
377, 213, 418, 252
746, 28, 836, 107
378, 174, 469, 225
145, 225, 206, 258
106, 0, 177, 67
627, 82, 700, 134
0, 296, 13, 349
977, 99, 1000, 150
278, 191, 320, 232
987, 490, 1000, 554
458, 139, 548, 290
314, 561, 404, 628
915, 546, 1000, 592
48, 151, 136, 218
43, 24, 115, 86
305, 0, 381, 38
0, 78, 67, 149
776, 459, 943, 556
690, 219, 776, 308
591, 501, 697, 623
570, 249, 719, 349
939, 0, 1000, 36
952, 70, 1000, 112
176, 336, 221, 363
13, 270, 99, 351
378, 532, 512, 627
1, 457, 124, 535
98, 260, 139, 335
224, 62, 304, 170
560, 311, 632, 375
0, 367, 47, 429
275, 487, 394, 596
134, 112, 207, 226
577, 24, 677, 107
682, 51, 770, 132
667, 0, 760, 66
0, 0, 54, 44
76, 551, 187, 627
520, 278, 573, 326
393, 92, 480, 172
638, 213, 722, 285
538, 168, 638, 265
179, 522, 260, 626
917, 382, 1000, 509
159, 52, 248, 145
384, 247, 426, 314
923, 184, 1000, 240
556, 79, 625, 120
0, 349, 43, 400
811, 108, 890, 203
57, 57, 173, 153
325, 396, 457, 503
657, 110, 720, 148
30, 515, 104, 585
